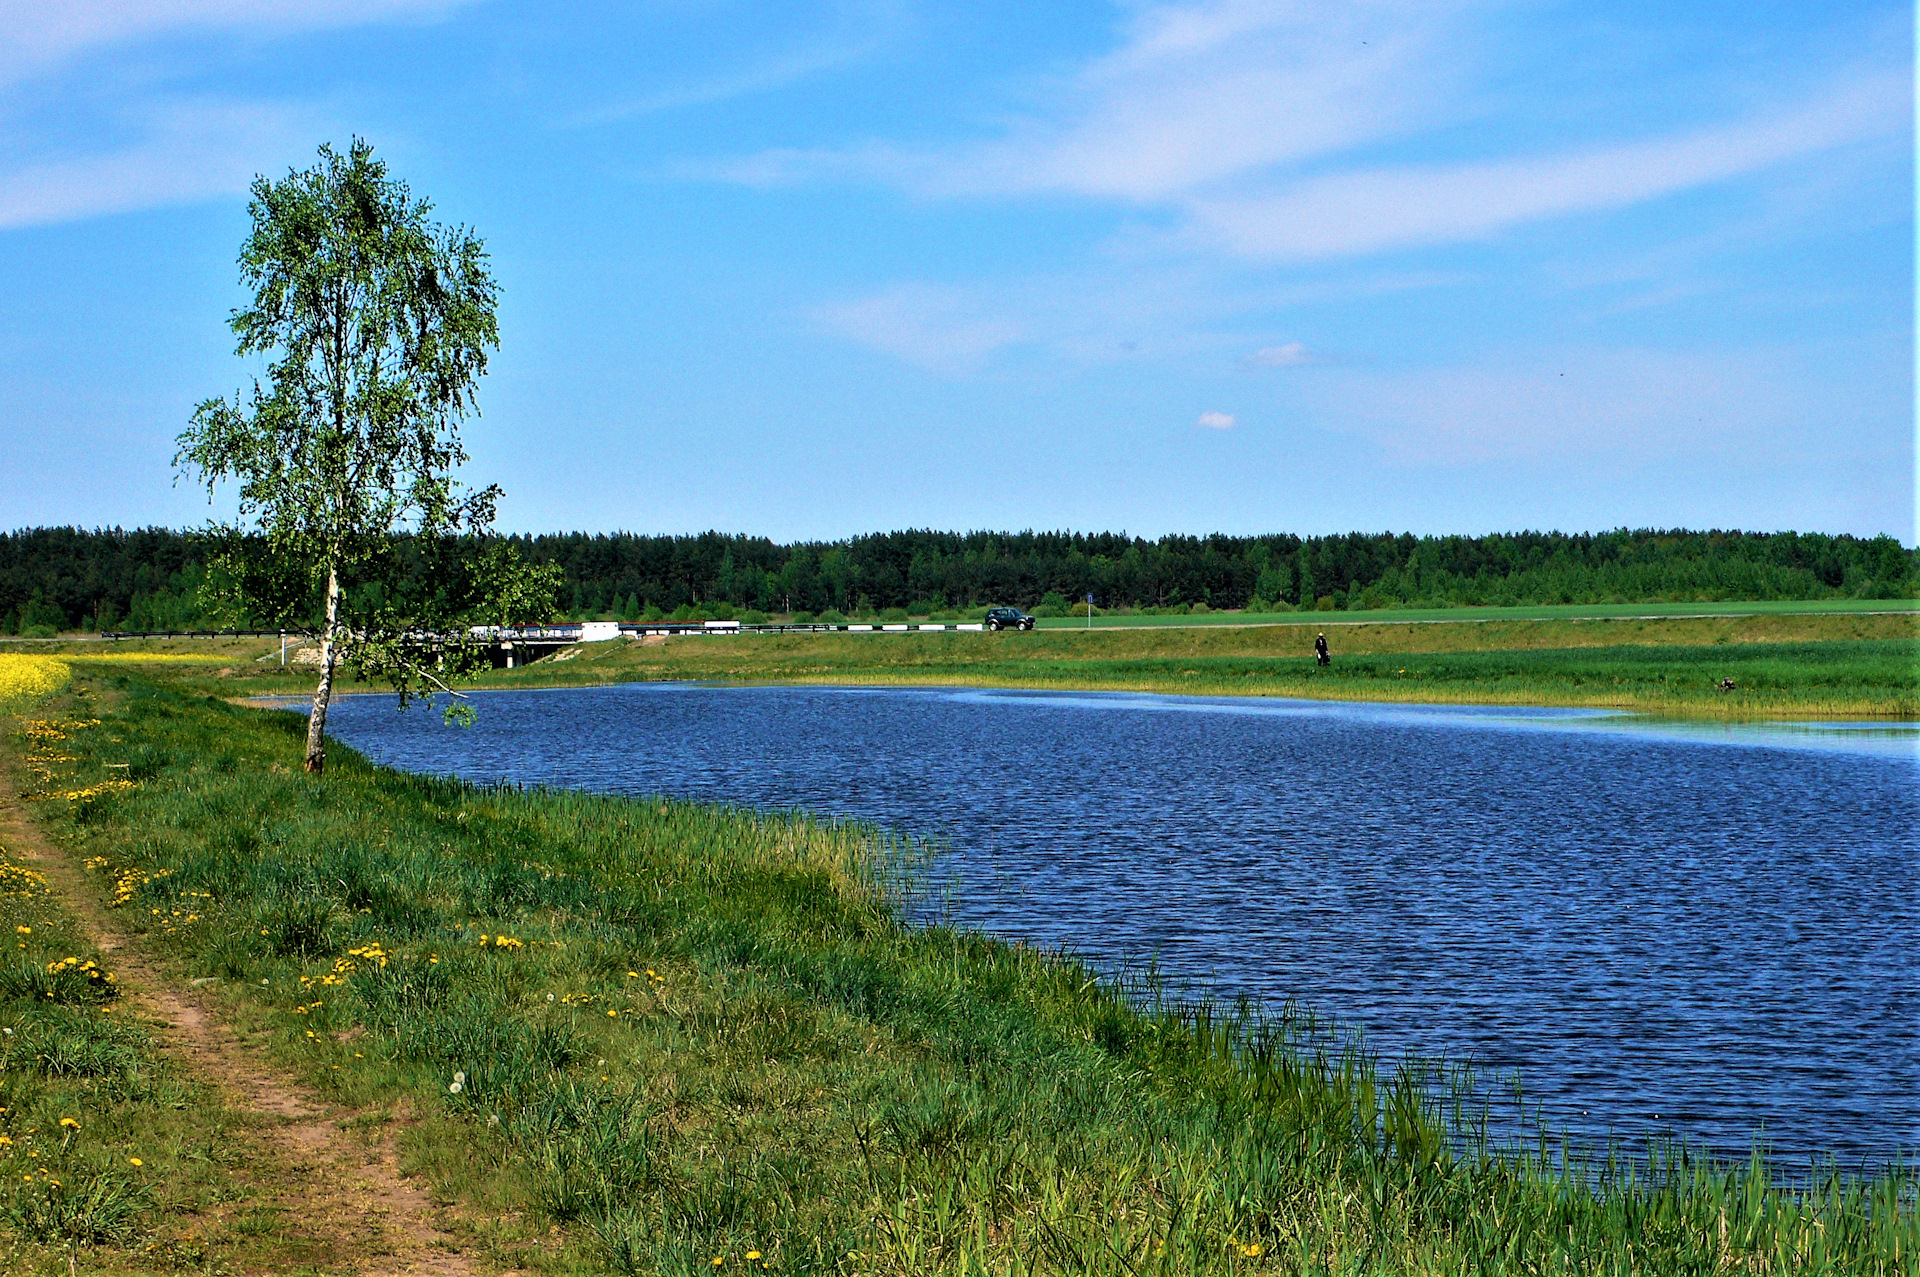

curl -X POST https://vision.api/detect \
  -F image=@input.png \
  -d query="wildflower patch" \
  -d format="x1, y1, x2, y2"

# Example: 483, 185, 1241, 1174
0, 658, 71, 714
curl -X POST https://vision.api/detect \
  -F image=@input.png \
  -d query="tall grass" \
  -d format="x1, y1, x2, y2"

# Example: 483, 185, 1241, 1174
18, 669, 1919, 1273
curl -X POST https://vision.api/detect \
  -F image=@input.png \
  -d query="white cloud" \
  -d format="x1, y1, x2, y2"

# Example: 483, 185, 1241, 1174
567, 2, 906, 125
812, 284, 1026, 374
1195, 410, 1236, 429
0, 0, 473, 231
918, 1, 1456, 202
1245, 341, 1319, 367
810, 264, 1460, 371
1301, 347, 1810, 465
0, 97, 323, 230
1185, 71, 1907, 262
0, 0, 464, 86
695, 2, 1905, 268
706, 0, 1462, 202
574, 43, 882, 123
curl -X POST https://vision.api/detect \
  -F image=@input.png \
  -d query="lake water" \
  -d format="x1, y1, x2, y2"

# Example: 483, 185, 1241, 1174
323, 684, 1919, 1172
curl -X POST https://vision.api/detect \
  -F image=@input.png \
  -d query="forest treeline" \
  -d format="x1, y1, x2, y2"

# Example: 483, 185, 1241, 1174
3, 525, 1915, 633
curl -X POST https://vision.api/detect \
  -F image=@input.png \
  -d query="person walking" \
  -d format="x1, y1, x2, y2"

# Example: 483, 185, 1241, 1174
1314, 632, 1330, 666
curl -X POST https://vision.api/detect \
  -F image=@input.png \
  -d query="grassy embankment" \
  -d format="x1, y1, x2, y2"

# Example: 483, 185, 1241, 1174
1042, 598, 1920, 629
0, 654, 1914, 1273
0, 656, 324, 1274
12, 610, 1914, 719
456, 612, 1918, 719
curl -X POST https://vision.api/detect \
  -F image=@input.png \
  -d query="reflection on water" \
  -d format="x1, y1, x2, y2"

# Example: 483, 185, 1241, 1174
323, 684, 1919, 1171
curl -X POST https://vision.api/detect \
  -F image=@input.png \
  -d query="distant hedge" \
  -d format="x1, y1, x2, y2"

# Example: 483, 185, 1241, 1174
3, 525, 1914, 632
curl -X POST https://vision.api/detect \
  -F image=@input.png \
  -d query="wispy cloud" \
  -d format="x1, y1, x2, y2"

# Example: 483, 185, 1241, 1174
1302, 347, 1812, 465
0, 0, 465, 86
812, 284, 1027, 373
695, 1, 1906, 269
1195, 410, 1236, 429
1244, 341, 1321, 367
0, 96, 323, 230
809, 263, 1458, 372
912, 1, 1457, 202
0, 0, 472, 231
699, 0, 1461, 201
1185, 70, 1907, 262
574, 42, 885, 123
569, 2, 905, 125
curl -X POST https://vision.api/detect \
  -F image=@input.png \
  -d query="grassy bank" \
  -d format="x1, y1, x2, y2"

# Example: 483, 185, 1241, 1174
466, 612, 1918, 719
1, 660, 1914, 1273
0, 697, 312, 1274
16, 611, 1915, 719
1041, 598, 1920, 629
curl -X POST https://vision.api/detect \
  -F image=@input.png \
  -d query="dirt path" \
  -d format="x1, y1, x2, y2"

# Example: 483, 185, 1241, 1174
0, 766, 482, 1277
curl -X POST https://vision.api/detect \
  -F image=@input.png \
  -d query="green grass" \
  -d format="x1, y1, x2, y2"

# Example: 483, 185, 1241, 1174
426, 614, 1918, 719
19, 611, 1920, 719
0, 741, 264, 1273
8, 668, 1916, 1273
1043, 598, 1920, 629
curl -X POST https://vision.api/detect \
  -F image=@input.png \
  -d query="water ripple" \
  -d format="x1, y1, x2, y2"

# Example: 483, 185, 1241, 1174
324, 684, 1919, 1171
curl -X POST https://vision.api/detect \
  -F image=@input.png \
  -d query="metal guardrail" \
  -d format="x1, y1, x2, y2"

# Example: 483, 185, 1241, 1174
100, 623, 994, 641
102, 629, 292, 639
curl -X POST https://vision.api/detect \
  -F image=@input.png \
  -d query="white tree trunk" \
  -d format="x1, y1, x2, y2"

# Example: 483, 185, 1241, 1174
304, 566, 342, 775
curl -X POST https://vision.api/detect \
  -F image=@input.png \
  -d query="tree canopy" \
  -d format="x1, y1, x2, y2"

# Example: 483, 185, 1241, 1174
6, 525, 1913, 635
174, 139, 557, 771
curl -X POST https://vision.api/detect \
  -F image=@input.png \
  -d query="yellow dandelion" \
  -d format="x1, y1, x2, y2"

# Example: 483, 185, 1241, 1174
746, 1252, 761, 1261
57, 1117, 78, 1130
128, 1157, 142, 1167
13, 926, 26, 935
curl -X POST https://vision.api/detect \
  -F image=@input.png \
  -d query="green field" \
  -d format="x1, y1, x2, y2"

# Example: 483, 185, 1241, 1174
440, 611, 1916, 719
1042, 598, 1920, 629
13, 610, 1912, 720
0, 661, 1913, 1274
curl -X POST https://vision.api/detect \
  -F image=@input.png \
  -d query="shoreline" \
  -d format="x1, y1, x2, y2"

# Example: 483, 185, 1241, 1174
251, 671, 1920, 725
463, 663, 1920, 721
3, 664, 1913, 1271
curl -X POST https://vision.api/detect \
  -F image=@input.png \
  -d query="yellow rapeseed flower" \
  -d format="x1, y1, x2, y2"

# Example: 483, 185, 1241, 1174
0, 657, 71, 713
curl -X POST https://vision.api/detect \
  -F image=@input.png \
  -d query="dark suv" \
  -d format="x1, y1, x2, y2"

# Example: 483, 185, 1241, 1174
983, 606, 1035, 631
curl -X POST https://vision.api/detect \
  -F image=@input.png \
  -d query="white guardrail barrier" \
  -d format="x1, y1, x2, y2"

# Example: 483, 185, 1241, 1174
471, 620, 998, 642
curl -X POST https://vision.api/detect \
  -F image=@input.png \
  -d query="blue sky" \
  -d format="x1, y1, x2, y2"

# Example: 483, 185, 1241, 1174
1, 1, 1911, 540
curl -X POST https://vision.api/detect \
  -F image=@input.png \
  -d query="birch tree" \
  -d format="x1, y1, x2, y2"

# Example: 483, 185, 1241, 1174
178, 139, 555, 774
